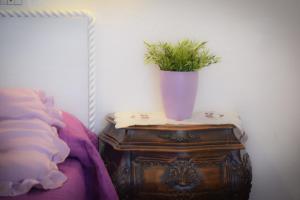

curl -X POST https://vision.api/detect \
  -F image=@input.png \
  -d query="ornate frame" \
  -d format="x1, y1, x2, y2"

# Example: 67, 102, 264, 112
0, 10, 96, 131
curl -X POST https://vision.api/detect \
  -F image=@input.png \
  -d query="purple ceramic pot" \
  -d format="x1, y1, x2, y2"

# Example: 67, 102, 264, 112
160, 71, 198, 120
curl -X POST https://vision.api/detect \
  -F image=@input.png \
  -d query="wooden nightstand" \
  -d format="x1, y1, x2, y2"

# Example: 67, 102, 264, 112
99, 115, 252, 200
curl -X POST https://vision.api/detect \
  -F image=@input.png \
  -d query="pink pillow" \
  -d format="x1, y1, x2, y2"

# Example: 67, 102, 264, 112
0, 89, 70, 196
0, 89, 64, 127
0, 119, 70, 196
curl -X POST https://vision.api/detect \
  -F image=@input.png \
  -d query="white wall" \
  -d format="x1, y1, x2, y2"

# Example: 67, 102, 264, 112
1, 0, 300, 199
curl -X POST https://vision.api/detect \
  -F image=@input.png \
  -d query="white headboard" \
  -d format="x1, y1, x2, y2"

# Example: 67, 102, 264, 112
0, 10, 96, 131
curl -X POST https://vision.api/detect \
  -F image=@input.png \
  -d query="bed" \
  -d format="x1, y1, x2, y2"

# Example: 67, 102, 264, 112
0, 110, 117, 200
0, 10, 118, 200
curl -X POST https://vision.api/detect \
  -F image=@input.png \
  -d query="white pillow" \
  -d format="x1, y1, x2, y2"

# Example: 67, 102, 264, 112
0, 89, 64, 127
0, 119, 70, 196
0, 89, 70, 196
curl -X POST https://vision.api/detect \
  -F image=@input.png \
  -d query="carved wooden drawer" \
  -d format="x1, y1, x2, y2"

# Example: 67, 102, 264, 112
99, 115, 252, 200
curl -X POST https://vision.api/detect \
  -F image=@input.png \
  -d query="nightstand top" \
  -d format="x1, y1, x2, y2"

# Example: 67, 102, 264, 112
100, 114, 245, 152
106, 113, 236, 131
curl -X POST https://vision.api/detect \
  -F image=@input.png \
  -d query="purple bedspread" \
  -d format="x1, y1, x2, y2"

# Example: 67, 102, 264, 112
0, 112, 118, 200
59, 112, 118, 200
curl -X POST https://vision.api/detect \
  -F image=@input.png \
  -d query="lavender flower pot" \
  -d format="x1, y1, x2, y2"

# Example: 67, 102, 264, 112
160, 71, 198, 120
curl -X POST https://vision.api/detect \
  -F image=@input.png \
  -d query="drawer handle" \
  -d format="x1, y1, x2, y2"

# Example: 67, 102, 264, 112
159, 132, 201, 143
162, 159, 202, 191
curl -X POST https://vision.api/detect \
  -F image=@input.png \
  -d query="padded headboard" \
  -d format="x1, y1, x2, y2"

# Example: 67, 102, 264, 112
0, 10, 96, 131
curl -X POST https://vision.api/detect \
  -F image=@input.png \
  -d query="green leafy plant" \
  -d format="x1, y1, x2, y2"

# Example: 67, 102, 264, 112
145, 39, 220, 72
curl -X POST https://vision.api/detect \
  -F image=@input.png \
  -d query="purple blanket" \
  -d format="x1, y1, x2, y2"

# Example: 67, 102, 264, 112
0, 112, 118, 200
58, 112, 118, 200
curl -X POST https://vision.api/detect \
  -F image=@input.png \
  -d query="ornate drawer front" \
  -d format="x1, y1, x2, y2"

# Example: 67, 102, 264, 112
132, 153, 226, 195
101, 122, 244, 153
127, 129, 238, 145
102, 144, 251, 200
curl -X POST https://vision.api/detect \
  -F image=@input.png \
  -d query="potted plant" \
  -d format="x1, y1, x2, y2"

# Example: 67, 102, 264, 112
145, 39, 220, 120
